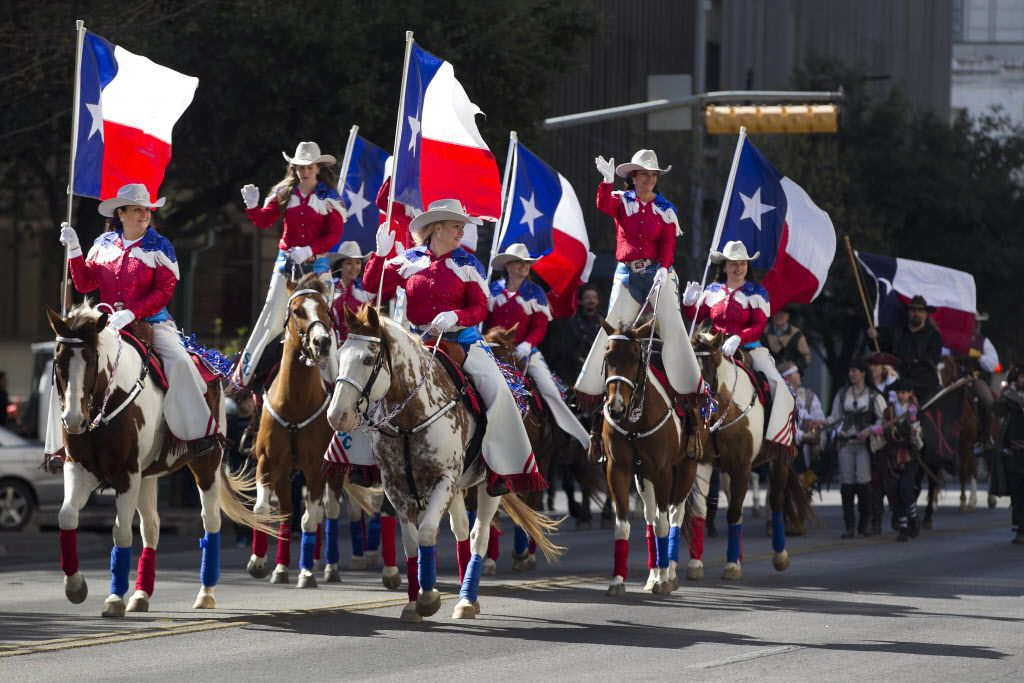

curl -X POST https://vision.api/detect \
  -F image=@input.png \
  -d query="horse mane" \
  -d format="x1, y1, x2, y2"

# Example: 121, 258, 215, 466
294, 273, 327, 296
65, 299, 103, 329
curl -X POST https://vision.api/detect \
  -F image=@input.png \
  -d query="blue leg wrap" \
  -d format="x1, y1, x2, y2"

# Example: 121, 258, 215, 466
349, 519, 365, 557
771, 511, 786, 553
726, 523, 742, 563
418, 545, 437, 592
459, 554, 483, 602
325, 518, 340, 564
367, 513, 381, 551
513, 526, 529, 555
467, 511, 477, 530
109, 545, 131, 597
299, 531, 316, 571
668, 526, 681, 564
199, 532, 221, 587
656, 533, 670, 569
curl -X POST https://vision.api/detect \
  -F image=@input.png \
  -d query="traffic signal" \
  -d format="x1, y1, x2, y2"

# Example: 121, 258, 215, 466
704, 104, 838, 134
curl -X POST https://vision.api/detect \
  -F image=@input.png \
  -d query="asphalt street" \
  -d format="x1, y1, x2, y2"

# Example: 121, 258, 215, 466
0, 487, 1021, 681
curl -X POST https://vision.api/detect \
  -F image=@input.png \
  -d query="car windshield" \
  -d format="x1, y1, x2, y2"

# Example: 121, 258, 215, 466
0, 426, 30, 448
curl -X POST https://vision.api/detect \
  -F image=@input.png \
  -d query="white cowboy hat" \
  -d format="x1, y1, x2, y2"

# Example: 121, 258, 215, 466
710, 240, 760, 263
615, 149, 672, 178
330, 240, 372, 261
282, 141, 337, 167
98, 183, 166, 217
408, 198, 481, 234
490, 242, 540, 271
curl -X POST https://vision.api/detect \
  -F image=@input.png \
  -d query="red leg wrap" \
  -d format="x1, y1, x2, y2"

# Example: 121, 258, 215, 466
314, 523, 322, 561
645, 524, 657, 569
689, 517, 705, 560
59, 528, 79, 577
252, 528, 268, 558
136, 547, 156, 595
406, 556, 419, 602
613, 538, 629, 579
456, 538, 471, 583
381, 515, 397, 566
487, 525, 500, 561
275, 522, 292, 567
528, 538, 537, 554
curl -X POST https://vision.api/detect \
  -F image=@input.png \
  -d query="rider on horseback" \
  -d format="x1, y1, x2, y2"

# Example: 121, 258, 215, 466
235, 141, 344, 387
364, 199, 544, 495
49, 183, 220, 460
485, 243, 590, 450
329, 241, 375, 342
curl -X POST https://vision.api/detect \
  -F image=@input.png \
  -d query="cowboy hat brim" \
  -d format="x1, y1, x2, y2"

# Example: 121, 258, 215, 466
490, 252, 540, 271
710, 249, 760, 264
615, 162, 672, 178
98, 195, 167, 217
281, 151, 337, 166
408, 208, 481, 234
864, 351, 901, 367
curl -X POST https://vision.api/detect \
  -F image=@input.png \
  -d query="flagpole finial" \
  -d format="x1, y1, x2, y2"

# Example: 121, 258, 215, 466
510, 131, 518, 142
406, 30, 414, 41
76, 19, 84, 30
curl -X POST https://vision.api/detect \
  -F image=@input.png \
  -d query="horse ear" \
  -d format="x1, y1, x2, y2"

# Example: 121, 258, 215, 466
600, 317, 615, 336
508, 322, 520, 336
714, 331, 724, 346
344, 305, 358, 330
636, 320, 654, 339
47, 308, 69, 337
365, 305, 381, 330
95, 311, 109, 332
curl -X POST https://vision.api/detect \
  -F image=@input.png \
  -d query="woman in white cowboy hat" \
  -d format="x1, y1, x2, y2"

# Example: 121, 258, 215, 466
365, 200, 544, 495
234, 141, 344, 387
48, 183, 219, 460
329, 241, 375, 343
485, 244, 590, 450
575, 148, 698, 403
682, 240, 797, 456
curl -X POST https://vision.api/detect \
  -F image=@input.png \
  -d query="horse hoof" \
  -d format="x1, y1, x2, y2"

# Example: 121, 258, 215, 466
643, 578, 659, 593
473, 600, 481, 615
381, 567, 402, 590
193, 588, 216, 609
452, 598, 476, 620
722, 563, 743, 581
526, 555, 537, 570
415, 589, 441, 617
923, 519, 933, 530
988, 495, 998, 509
324, 564, 342, 584
126, 590, 150, 612
270, 567, 290, 585
655, 581, 672, 595
349, 556, 367, 571
686, 562, 704, 581
297, 571, 318, 589
64, 572, 88, 604
363, 551, 380, 568
575, 520, 592, 531
101, 595, 126, 618
482, 558, 497, 576
400, 602, 423, 623
606, 583, 626, 597
670, 577, 679, 592
959, 503, 968, 513
247, 555, 269, 579
967, 503, 977, 512
772, 550, 790, 572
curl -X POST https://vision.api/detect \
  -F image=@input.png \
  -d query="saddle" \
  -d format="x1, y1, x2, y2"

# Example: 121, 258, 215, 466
422, 341, 487, 471
732, 352, 771, 409
120, 321, 218, 391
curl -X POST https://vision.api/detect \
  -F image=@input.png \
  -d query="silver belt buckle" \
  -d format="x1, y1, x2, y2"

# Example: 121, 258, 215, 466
629, 259, 647, 273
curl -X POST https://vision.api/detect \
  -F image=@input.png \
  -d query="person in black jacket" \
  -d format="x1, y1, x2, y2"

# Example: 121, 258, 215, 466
870, 295, 943, 402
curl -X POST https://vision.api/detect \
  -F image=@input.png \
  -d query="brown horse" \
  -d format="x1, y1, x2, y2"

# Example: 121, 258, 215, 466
247, 274, 363, 587
600, 320, 697, 595
483, 325, 604, 572
48, 303, 278, 617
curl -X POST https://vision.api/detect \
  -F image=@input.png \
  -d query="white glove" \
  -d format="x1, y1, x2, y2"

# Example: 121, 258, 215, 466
652, 267, 669, 288
59, 222, 82, 258
429, 311, 458, 333
682, 281, 702, 306
721, 334, 742, 358
394, 242, 405, 257
107, 309, 136, 331
289, 245, 313, 263
595, 155, 615, 184
515, 342, 533, 360
375, 223, 396, 257
241, 184, 260, 209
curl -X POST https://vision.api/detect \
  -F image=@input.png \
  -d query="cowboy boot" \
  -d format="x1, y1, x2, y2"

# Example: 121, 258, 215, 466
896, 517, 909, 542
907, 502, 921, 539
870, 482, 884, 536
840, 484, 856, 539
856, 484, 873, 537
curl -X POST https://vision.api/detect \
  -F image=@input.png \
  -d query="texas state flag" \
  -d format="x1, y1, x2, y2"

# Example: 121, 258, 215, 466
391, 41, 502, 222
336, 133, 390, 255
716, 138, 836, 312
497, 141, 595, 318
73, 32, 198, 201
855, 252, 977, 354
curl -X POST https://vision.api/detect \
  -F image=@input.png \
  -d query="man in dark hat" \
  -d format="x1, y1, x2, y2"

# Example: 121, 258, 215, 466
763, 305, 812, 373
872, 295, 943, 402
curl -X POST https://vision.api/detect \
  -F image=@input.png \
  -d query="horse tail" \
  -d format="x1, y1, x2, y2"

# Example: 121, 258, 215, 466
499, 492, 565, 562
565, 442, 607, 507
342, 480, 376, 516
218, 463, 288, 537
768, 453, 817, 533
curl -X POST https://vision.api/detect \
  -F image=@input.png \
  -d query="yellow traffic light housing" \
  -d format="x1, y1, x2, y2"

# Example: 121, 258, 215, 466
704, 104, 838, 134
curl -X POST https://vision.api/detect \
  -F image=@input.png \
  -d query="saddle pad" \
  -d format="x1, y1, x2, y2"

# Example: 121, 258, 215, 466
732, 358, 769, 406
648, 366, 687, 417
432, 346, 484, 417
118, 330, 219, 390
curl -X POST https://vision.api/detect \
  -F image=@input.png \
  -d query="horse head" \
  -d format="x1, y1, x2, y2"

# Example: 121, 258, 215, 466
483, 323, 520, 370
284, 274, 333, 366
601, 318, 653, 421
329, 305, 392, 432
47, 304, 110, 434
691, 329, 724, 388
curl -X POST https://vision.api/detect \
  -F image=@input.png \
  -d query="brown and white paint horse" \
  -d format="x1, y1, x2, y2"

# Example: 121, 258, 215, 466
329, 306, 562, 622
48, 303, 277, 617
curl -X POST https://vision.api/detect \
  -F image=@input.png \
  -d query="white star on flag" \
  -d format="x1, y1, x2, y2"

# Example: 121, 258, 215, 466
407, 114, 421, 153
518, 192, 543, 236
344, 182, 371, 227
85, 101, 104, 141
738, 187, 775, 230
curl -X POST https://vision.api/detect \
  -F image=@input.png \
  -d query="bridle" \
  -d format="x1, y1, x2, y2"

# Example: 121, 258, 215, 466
694, 345, 756, 433
285, 288, 331, 368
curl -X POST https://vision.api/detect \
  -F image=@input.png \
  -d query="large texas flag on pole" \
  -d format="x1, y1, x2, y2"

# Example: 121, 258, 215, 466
391, 41, 502, 222
336, 132, 390, 256
73, 32, 198, 201
716, 138, 836, 312
497, 140, 595, 318
855, 252, 977, 354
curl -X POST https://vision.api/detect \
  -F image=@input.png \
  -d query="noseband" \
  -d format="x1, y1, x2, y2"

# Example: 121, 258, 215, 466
336, 332, 390, 416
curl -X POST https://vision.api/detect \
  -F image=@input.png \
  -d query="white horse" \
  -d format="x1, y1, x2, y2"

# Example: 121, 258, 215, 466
328, 306, 561, 622
48, 304, 278, 616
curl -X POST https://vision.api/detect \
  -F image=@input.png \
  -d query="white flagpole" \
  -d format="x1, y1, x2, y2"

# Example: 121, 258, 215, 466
61, 19, 87, 316
378, 31, 415, 309
688, 126, 746, 335
338, 124, 359, 202
485, 130, 518, 283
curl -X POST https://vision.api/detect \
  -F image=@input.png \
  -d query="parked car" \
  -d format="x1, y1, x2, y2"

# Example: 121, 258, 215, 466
0, 426, 62, 530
